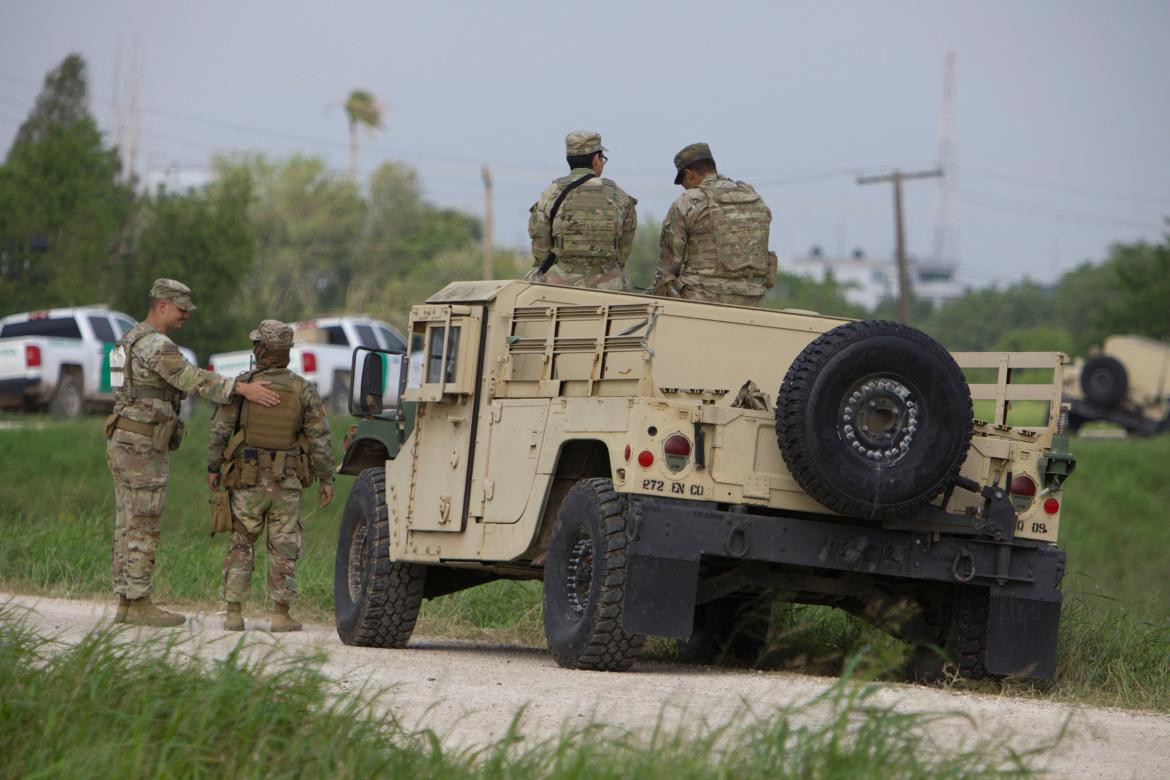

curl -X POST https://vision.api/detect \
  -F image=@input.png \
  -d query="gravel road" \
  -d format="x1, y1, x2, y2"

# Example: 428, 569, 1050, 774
5, 592, 1169, 778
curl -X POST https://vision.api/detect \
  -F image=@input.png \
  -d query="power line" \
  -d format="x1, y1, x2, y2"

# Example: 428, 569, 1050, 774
962, 165, 1170, 208
956, 188, 1166, 232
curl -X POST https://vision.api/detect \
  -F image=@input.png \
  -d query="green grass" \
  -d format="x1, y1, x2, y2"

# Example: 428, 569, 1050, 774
0, 410, 1168, 711
0, 605, 1048, 779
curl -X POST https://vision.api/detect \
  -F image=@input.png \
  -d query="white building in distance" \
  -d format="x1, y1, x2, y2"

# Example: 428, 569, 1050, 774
787, 246, 965, 312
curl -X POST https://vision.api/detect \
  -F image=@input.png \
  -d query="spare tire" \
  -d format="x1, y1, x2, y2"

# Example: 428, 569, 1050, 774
775, 321, 973, 520
1080, 355, 1127, 410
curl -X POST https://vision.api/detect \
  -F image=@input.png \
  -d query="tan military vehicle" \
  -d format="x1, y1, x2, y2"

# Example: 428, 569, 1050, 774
1063, 335, 1170, 436
335, 280, 1075, 680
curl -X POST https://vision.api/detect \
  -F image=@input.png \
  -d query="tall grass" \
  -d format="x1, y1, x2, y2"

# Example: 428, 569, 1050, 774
0, 605, 1046, 778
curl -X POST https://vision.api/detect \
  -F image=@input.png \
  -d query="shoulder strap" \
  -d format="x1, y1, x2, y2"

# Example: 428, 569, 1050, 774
122, 328, 155, 396
538, 173, 597, 274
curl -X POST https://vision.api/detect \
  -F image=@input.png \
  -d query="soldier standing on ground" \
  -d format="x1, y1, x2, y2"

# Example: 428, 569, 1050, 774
526, 130, 638, 291
107, 279, 281, 627
654, 142, 778, 306
207, 320, 336, 633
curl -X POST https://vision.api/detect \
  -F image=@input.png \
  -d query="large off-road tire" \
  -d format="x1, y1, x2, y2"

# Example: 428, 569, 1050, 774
1080, 355, 1127, 410
775, 320, 974, 521
49, 371, 84, 418
543, 478, 645, 671
329, 370, 352, 414
335, 467, 426, 647
908, 584, 991, 683
676, 594, 772, 666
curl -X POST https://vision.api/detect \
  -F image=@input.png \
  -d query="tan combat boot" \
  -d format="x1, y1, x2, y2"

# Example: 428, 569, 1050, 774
270, 602, 302, 633
224, 602, 245, 631
113, 595, 131, 624
124, 597, 185, 627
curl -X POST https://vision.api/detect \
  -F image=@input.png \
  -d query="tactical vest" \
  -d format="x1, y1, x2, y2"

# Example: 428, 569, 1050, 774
553, 180, 623, 267
685, 181, 771, 279
240, 369, 303, 450
112, 328, 185, 405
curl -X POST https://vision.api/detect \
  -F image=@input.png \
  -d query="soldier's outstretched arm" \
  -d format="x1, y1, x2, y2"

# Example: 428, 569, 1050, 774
154, 346, 280, 407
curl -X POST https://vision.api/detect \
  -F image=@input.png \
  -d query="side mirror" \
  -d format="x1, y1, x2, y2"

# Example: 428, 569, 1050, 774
349, 347, 405, 419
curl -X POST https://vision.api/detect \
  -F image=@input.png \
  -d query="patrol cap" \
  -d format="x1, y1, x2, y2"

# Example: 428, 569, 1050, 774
565, 130, 606, 157
150, 278, 198, 312
673, 142, 715, 184
249, 319, 294, 350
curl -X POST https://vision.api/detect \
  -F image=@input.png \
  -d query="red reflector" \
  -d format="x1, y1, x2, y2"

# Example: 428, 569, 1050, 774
301, 351, 317, 373
205, 362, 215, 372
637, 450, 654, 468
663, 434, 692, 457
1043, 498, 1060, 515
624, 444, 631, 462
25, 344, 41, 367
1009, 475, 1037, 497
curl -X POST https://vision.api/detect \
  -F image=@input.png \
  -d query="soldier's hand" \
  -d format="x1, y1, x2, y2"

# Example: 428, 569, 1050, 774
237, 380, 281, 407
318, 483, 334, 508
208, 471, 222, 491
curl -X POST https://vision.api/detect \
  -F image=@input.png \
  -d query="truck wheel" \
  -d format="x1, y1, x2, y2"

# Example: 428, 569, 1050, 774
1080, 356, 1127, 409
329, 371, 352, 414
543, 478, 645, 670
49, 371, 84, 418
335, 467, 426, 647
909, 584, 991, 683
775, 321, 973, 520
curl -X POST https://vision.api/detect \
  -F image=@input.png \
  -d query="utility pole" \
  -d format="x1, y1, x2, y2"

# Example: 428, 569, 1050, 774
857, 168, 942, 322
481, 164, 494, 280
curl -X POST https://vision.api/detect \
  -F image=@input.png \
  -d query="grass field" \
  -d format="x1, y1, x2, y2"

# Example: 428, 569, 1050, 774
0, 605, 1047, 778
1, 407, 1168, 711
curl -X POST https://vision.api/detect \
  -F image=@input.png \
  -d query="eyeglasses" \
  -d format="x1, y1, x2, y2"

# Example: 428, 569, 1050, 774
600, 153, 608, 163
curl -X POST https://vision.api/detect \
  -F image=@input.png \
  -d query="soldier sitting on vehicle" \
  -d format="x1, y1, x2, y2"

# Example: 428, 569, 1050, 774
526, 130, 638, 291
207, 320, 336, 632
654, 142, 778, 306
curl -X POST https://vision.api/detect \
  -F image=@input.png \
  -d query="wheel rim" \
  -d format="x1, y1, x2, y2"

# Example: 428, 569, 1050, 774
347, 523, 369, 602
564, 529, 595, 621
839, 374, 919, 467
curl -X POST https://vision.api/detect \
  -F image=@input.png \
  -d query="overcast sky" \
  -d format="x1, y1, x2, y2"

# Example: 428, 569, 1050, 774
2, 0, 1168, 288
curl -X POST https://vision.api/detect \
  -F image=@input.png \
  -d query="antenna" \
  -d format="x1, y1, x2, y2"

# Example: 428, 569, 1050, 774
932, 51, 958, 269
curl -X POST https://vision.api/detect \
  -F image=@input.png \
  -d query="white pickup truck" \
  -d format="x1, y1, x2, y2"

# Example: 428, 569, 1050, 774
0, 305, 198, 418
208, 315, 408, 412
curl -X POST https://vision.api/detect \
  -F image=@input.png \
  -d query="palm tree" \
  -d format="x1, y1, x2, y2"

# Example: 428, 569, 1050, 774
344, 89, 384, 179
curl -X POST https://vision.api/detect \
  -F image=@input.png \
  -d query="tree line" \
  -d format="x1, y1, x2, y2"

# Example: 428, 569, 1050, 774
1, 54, 1166, 360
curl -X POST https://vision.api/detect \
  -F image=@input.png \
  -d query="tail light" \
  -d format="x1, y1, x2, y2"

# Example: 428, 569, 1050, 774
637, 450, 654, 468
25, 344, 41, 367
624, 444, 632, 462
1043, 498, 1060, 515
663, 433, 692, 473
301, 351, 317, 373
1009, 474, 1037, 512
342, 423, 358, 452
206, 362, 215, 372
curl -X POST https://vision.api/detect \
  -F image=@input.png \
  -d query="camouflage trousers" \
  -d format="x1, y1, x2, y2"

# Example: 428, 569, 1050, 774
545, 261, 630, 292
221, 476, 303, 604
107, 429, 169, 600
678, 280, 764, 307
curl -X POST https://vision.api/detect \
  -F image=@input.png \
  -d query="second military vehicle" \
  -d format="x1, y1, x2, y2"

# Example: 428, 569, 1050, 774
334, 281, 1075, 680
1062, 335, 1170, 436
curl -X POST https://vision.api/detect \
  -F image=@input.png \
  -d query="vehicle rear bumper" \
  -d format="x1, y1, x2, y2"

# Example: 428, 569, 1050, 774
622, 496, 1065, 678
0, 377, 48, 406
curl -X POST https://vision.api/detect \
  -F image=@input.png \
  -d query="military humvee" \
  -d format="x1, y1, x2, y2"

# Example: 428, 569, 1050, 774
335, 280, 1075, 680
1062, 335, 1170, 436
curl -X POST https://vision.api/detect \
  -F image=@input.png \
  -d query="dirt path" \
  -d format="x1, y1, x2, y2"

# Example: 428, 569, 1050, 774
5, 592, 1169, 778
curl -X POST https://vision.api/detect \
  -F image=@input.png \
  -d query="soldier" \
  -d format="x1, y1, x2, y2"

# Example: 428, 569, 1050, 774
207, 320, 336, 633
526, 130, 638, 291
107, 278, 281, 626
653, 142, 778, 306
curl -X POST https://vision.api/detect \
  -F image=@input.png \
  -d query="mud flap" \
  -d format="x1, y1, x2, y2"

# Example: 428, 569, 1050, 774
623, 554, 699, 638
985, 591, 1061, 679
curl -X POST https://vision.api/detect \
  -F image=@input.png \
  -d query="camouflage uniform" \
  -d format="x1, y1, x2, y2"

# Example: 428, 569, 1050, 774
528, 131, 637, 291
655, 143, 778, 306
107, 279, 236, 601
208, 321, 335, 607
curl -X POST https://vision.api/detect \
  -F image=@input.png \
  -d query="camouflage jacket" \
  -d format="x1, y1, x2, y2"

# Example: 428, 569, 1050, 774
113, 322, 235, 425
528, 168, 637, 289
655, 174, 777, 299
207, 367, 335, 484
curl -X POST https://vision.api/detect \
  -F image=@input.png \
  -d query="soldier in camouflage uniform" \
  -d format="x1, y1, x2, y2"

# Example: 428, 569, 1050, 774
207, 320, 336, 633
526, 130, 638, 291
107, 279, 281, 626
654, 143, 778, 306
